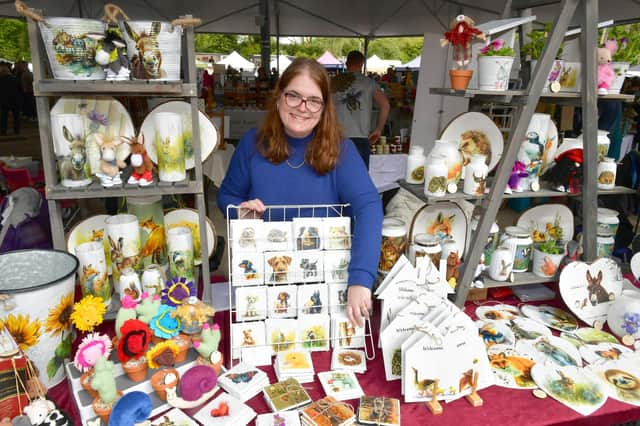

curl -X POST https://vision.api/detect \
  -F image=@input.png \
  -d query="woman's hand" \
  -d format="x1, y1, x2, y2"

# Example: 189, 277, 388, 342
238, 198, 266, 219
346, 284, 372, 328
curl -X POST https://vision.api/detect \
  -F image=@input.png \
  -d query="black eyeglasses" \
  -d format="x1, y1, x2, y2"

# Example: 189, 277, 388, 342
282, 91, 324, 113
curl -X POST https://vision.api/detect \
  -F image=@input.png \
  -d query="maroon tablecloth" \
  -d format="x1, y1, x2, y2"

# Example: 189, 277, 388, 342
49, 280, 640, 425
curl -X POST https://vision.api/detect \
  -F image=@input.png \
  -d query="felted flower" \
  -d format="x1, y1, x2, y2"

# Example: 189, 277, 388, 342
162, 277, 196, 307
117, 319, 151, 363
146, 340, 179, 369
73, 333, 113, 372
71, 295, 106, 333
149, 305, 182, 339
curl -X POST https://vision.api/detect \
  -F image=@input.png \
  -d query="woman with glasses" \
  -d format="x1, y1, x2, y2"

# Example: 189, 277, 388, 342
218, 58, 383, 328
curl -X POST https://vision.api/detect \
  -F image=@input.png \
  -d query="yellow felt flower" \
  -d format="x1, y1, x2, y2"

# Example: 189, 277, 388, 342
71, 295, 106, 333
45, 292, 74, 336
0, 313, 42, 351
146, 340, 179, 369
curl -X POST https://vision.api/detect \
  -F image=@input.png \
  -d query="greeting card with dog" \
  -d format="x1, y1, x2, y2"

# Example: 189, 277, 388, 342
298, 284, 329, 316
324, 250, 350, 284
231, 321, 266, 359
236, 286, 268, 322
267, 285, 298, 318
323, 217, 352, 250
293, 218, 324, 251
232, 251, 264, 286
329, 283, 349, 314
297, 250, 324, 283
266, 318, 298, 354
265, 251, 296, 284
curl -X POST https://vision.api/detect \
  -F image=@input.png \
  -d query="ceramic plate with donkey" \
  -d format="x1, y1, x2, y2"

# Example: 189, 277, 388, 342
67, 214, 112, 274
559, 258, 623, 328
440, 112, 504, 173
164, 208, 216, 265
142, 101, 219, 169
409, 202, 467, 258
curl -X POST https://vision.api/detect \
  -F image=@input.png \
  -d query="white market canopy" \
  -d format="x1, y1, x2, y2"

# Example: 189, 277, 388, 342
397, 55, 421, 71
4, 0, 639, 37
270, 55, 292, 72
366, 55, 401, 73
217, 51, 255, 72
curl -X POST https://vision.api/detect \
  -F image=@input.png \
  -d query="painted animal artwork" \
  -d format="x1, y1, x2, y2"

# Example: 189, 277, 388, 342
535, 338, 577, 367
484, 310, 517, 321
123, 21, 166, 79
332, 258, 349, 281
328, 226, 350, 248
478, 323, 506, 346
268, 256, 292, 282
81, 265, 107, 298
595, 347, 622, 360
267, 228, 287, 243
241, 329, 256, 346
509, 320, 542, 341
489, 352, 535, 387
473, 172, 486, 195
412, 367, 436, 397
51, 30, 99, 75
300, 258, 318, 279
337, 289, 348, 306
108, 236, 140, 274
303, 291, 322, 314
605, 369, 640, 401
245, 295, 259, 318
238, 259, 258, 280
274, 292, 290, 314
59, 125, 89, 184
460, 130, 492, 166
140, 218, 166, 264
297, 226, 321, 250
584, 270, 616, 307
338, 321, 356, 346
238, 227, 257, 249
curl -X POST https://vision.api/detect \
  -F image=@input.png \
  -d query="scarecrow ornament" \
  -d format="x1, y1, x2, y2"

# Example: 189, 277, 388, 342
441, 14, 486, 69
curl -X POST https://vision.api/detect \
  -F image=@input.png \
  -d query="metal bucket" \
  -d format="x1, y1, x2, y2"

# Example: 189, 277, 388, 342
123, 21, 182, 81
0, 250, 78, 388
38, 17, 106, 80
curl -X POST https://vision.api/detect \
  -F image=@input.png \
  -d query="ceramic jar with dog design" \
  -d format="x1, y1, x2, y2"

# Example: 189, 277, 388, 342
378, 218, 407, 274
106, 214, 141, 283
122, 21, 182, 81
168, 226, 195, 283
75, 241, 112, 307
597, 157, 616, 190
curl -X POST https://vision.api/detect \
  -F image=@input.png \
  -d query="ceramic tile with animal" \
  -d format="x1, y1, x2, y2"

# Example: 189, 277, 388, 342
231, 219, 265, 254
298, 284, 328, 315
231, 321, 266, 359
293, 218, 324, 250
263, 221, 293, 251
324, 250, 350, 284
235, 286, 267, 322
323, 217, 351, 250
296, 250, 323, 283
232, 251, 264, 286
267, 285, 297, 318
265, 251, 295, 284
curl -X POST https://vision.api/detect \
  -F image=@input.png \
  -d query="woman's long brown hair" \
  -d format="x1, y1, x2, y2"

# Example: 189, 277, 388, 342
257, 58, 343, 175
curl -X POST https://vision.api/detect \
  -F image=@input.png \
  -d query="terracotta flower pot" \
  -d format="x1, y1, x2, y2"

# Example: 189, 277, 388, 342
92, 392, 122, 424
450, 69, 473, 90
122, 358, 148, 382
80, 370, 98, 400
172, 334, 191, 363
151, 334, 165, 345
196, 351, 223, 376
151, 368, 180, 401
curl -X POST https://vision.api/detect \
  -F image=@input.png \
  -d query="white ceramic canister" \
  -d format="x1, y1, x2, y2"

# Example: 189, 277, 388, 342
410, 233, 441, 268
470, 217, 500, 266
117, 268, 143, 302
597, 207, 620, 236
597, 157, 617, 190
141, 264, 166, 296
155, 112, 186, 182
168, 226, 196, 283
378, 217, 407, 273
441, 239, 458, 261
488, 247, 514, 281
106, 213, 142, 283
463, 154, 489, 196
127, 195, 168, 268
597, 233, 615, 258
477, 55, 515, 91
501, 226, 533, 272
607, 289, 640, 340
424, 155, 448, 197
405, 146, 426, 184
597, 130, 611, 161
75, 241, 112, 307
123, 20, 182, 81
428, 140, 463, 185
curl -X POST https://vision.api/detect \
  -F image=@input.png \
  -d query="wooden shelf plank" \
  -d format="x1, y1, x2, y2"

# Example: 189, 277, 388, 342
482, 271, 557, 288
430, 87, 635, 103
35, 80, 197, 96
45, 180, 202, 200
398, 180, 635, 202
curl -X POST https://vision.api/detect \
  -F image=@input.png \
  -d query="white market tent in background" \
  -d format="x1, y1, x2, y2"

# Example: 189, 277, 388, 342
216, 51, 255, 72
317, 51, 343, 69
397, 56, 421, 71
270, 55, 292, 73
366, 55, 402, 74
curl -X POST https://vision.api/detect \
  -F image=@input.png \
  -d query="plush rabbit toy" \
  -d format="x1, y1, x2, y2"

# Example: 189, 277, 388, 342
597, 40, 617, 94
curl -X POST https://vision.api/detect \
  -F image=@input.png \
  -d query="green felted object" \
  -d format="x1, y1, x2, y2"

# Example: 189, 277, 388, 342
91, 356, 118, 404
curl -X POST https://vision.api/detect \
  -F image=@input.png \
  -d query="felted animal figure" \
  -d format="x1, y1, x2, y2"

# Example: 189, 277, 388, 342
489, 352, 535, 387
241, 329, 256, 346
139, 218, 166, 265
274, 292, 290, 313
412, 367, 435, 397
597, 45, 615, 94
59, 125, 89, 185
90, 23, 131, 80
115, 295, 138, 338
586, 270, 616, 306
136, 292, 161, 324
94, 133, 127, 187
90, 356, 118, 404
123, 133, 154, 185
446, 251, 460, 285
304, 290, 322, 314
507, 161, 529, 192
535, 338, 577, 367
24, 399, 55, 426
440, 15, 485, 69
238, 259, 258, 279
123, 21, 166, 79
268, 256, 292, 282
300, 258, 319, 279
297, 226, 321, 250
459, 369, 474, 392
245, 295, 259, 317
542, 149, 583, 193
192, 323, 222, 359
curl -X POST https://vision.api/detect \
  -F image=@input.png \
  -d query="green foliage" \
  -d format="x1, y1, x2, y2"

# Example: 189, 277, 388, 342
537, 239, 563, 255
0, 18, 30, 62
522, 23, 563, 60
604, 24, 640, 64
195, 33, 238, 53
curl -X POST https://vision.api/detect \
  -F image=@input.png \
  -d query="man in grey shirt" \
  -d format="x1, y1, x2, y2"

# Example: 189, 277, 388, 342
332, 51, 390, 169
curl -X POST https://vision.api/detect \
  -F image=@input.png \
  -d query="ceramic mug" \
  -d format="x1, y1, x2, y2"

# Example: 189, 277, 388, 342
155, 112, 186, 182
75, 241, 112, 307
118, 268, 143, 302
168, 226, 195, 283
106, 214, 142, 283
489, 247, 513, 281
141, 264, 166, 296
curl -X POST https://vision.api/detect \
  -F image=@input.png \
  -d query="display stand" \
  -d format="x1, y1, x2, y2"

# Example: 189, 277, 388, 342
425, 379, 443, 415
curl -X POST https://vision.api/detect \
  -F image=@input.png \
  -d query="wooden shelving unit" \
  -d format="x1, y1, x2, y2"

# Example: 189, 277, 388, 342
26, 13, 211, 288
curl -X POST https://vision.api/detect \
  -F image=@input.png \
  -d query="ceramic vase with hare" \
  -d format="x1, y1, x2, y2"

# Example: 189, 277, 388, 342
154, 112, 185, 182
106, 214, 141, 283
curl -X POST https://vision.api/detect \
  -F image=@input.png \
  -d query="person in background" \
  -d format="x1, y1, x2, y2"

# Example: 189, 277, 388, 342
217, 58, 383, 328
0, 62, 21, 136
332, 50, 390, 169
16, 61, 35, 120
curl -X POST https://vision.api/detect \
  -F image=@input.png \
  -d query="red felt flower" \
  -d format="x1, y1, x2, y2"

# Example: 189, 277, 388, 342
117, 319, 151, 363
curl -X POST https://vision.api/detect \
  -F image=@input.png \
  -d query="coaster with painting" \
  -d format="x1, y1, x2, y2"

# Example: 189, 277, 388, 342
331, 349, 367, 373
193, 392, 257, 425
236, 286, 268, 322
231, 321, 266, 360
301, 395, 356, 426
274, 350, 315, 383
324, 251, 350, 284
323, 217, 351, 250
256, 411, 301, 426
265, 251, 296, 285
317, 370, 365, 401
296, 250, 324, 283
232, 251, 264, 286
264, 221, 294, 252
263, 378, 312, 412
332, 314, 365, 349
298, 284, 329, 315
298, 314, 331, 351
293, 218, 324, 251
267, 285, 298, 318
358, 396, 400, 426
231, 219, 265, 253
217, 362, 270, 403
266, 318, 298, 354
328, 283, 349, 314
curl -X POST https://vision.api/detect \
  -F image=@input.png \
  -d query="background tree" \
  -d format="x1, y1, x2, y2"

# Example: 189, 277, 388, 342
0, 18, 30, 62
195, 34, 238, 53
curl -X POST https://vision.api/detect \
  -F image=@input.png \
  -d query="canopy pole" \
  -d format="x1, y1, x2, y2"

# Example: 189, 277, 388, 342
275, 0, 280, 74
363, 37, 370, 74
259, 0, 271, 78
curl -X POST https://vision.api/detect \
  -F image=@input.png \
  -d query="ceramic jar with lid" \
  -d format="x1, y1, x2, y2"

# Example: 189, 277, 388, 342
405, 146, 426, 184
597, 233, 615, 258
597, 208, 620, 236
424, 155, 448, 197
378, 217, 407, 273
428, 139, 463, 185
410, 233, 441, 268
471, 217, 500, 266
463, 154, 489, 196
501, 226, 533, 272
597, 130, 611, 161
488, 247, 514, 281
597, 157, 617, 190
